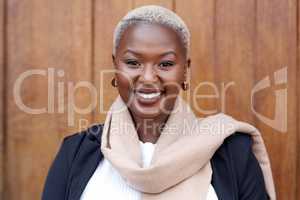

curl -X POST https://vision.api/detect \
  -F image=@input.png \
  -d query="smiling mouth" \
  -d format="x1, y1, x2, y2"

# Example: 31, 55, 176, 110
136, 91, 161, 99
134, 88, 165, 104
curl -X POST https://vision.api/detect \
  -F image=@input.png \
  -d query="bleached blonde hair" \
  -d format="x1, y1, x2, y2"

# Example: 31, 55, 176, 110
112, 5, 191, 57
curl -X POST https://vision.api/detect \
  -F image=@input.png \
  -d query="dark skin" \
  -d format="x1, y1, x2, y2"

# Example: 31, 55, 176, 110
112, 22, 191, 143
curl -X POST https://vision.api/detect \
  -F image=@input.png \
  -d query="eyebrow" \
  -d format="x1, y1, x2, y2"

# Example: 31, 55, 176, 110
122, 49, 177, 57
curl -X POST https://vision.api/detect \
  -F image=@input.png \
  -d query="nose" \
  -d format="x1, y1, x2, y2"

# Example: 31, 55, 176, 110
140, 64, 158, 83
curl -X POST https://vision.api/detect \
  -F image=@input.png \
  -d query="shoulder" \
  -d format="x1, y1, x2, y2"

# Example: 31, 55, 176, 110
62, 124, 104, 146
211, 133, 252, 187
213, 132, 253, 158
222, 132, 253, 157
211, 132, 268, 199
56, 123, 104, 166
214, 132, 253, 174
42, 123, 104, 199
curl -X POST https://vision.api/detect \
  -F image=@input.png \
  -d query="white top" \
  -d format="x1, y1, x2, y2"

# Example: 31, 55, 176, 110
81, 141, 218, 200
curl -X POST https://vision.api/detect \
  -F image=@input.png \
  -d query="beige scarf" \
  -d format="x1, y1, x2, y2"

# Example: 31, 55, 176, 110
101, 95, 276, 199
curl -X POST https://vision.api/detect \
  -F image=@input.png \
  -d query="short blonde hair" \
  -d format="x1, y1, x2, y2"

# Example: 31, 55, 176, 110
112, 5, 191, 57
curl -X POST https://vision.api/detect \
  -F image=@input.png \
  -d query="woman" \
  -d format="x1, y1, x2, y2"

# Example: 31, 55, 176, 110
42, 5, 276, 200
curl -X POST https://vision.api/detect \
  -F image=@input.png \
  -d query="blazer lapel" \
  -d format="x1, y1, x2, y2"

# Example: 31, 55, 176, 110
67, 124, 104, 200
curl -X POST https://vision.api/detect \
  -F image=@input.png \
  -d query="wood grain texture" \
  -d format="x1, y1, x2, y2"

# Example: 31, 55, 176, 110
5, 0, 93, 199
134, 0, 173, 9
175, 0, 218, 114
297, 57, 300, 197
213, 0, 256, 122
255, 0, 297, 199
176, 0, 256, 121
93, 0, 133, 123
177, 0, 298, 199
0, 0, 4, 198
0, 0, 298, 199
297, 0, 300, 198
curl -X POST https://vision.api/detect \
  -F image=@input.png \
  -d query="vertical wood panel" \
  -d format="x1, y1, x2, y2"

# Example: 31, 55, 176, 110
213, 0, 256, 122
297, 0, 300, 198
0, 0, 298, 199
93, 0, 133, 123
134, 0, 173, 9
298, 71, 300, 197
175, 0, 218, 115
177, 0, 298, 199
255, 0, 297, 199
5, 0, 93, 199
0, 0, 4, 198
176, 0, 256, 122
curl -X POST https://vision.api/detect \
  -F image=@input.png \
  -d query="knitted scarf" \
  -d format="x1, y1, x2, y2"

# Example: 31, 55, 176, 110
101, 95, 276, 199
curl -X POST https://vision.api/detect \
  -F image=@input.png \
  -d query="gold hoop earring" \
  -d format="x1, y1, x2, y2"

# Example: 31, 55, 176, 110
181, 81, 189, 91
111, 78, 118, 87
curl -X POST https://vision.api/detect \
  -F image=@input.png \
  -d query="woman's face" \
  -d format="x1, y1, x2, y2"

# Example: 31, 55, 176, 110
113, 22, 189, 120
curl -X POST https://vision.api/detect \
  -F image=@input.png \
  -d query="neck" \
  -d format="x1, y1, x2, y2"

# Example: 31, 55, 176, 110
132, 114, 169, 144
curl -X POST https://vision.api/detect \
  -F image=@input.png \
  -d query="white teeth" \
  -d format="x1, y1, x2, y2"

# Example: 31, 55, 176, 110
137, 92, 161, 99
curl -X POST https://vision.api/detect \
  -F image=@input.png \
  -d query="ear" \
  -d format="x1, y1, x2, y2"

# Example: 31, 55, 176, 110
187, 58, 191, 68
184, 58, 191, 81
112, 54, 117, 68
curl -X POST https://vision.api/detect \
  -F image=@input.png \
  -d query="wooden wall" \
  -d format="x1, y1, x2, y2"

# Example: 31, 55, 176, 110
0, 0, 299, 199
0, 0, 4, 198
3, 0, 95, 199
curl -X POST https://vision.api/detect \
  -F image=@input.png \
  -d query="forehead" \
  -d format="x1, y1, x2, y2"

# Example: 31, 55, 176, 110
117, 22, 185, 57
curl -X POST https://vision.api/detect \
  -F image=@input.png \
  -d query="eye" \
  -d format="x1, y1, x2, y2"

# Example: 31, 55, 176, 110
159, 61, 175, 69
124, 59, 141, 68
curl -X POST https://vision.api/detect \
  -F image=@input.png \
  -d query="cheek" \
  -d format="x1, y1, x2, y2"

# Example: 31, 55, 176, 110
160, 65, 185, 91
115, 66, 139, 101
115, 75, 131, 104
116, 63, 134, 85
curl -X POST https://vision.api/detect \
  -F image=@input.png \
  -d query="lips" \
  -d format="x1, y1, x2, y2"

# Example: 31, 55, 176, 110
134, 87, 164, 104
136, 91, 161, 99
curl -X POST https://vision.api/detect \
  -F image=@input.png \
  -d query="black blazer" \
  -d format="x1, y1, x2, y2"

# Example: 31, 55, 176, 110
42, 124, 269, 200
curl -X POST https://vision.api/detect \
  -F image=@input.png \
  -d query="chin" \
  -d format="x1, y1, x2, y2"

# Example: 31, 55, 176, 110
129, 99, 163, 119
121, 91, 176, 120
